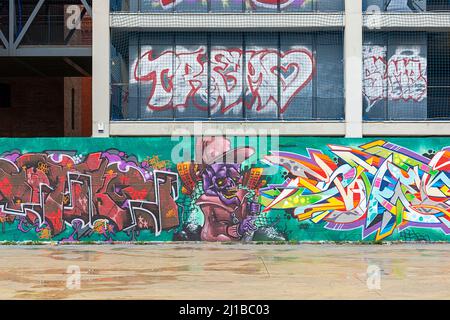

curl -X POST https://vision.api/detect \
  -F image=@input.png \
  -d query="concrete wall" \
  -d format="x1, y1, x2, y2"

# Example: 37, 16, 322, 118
0, 136, 448, 242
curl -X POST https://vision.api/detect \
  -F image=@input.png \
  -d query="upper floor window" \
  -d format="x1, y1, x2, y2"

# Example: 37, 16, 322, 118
110, 0, 345, 12
363, 0, 450, 12
363, 31, 450, 120
110, 31, 344, 121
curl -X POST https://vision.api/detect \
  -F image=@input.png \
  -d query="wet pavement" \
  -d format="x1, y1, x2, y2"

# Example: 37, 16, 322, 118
0, 243, 448, 300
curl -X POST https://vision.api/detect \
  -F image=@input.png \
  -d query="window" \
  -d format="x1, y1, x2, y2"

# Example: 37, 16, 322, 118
363, 0, 450, 12
110, 0, 345, 12
363, 32, 450, 120
111, 32, 344, 121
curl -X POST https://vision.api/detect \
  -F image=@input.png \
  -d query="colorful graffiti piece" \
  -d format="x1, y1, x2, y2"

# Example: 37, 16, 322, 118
134, 47, 314, 114
261, 140, 449, 240
0, 150, 179, 241
363, 46, 427, 112
0, 137, 448, 242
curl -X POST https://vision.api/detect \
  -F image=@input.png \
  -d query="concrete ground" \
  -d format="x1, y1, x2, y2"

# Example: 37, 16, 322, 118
0, 243, 448, 300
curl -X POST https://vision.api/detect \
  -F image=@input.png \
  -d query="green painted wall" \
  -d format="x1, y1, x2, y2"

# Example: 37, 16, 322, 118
0, 137, 448, 242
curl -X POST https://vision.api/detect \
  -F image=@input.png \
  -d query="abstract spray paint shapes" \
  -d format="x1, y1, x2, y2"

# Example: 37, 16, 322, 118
261, 140, 450, 241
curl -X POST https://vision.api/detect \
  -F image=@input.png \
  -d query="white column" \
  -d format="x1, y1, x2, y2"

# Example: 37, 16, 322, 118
344, 0, 363, 138
92, 0, 110, 137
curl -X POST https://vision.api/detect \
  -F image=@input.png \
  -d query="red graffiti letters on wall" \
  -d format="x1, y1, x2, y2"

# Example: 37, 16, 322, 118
134, 47, 314, 114
0, 151, 179, 239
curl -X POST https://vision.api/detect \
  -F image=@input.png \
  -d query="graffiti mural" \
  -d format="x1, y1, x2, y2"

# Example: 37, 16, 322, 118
261, 140, 449, 241
0, 149, 179, 241
134, 47, 314, 115
0, 137, 448, 242
363, 46, 427, 112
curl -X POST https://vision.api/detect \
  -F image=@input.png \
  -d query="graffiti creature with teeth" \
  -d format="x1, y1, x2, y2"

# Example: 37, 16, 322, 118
194, 137, 260, 241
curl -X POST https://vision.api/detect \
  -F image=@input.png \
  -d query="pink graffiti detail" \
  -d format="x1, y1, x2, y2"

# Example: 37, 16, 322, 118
134, 47, 314, 115
363, 46, 427, 112
251, 0, 300, 9
156, 0, 304, 10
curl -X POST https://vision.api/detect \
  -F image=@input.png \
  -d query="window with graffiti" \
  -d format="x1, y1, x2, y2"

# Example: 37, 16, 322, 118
363, 0, 450, 12
363, 32, 450, 120
111, 32, 344, 121
110, 0, 345, 12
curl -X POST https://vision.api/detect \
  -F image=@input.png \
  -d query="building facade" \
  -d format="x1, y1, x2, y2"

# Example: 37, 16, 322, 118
0, 0, 93, 137
0, 0, 449, 242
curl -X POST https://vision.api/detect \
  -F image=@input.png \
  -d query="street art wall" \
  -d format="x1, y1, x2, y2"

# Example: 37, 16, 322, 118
0, 137, 448, 242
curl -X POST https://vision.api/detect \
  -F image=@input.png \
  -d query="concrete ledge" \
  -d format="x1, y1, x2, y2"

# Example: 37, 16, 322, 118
363, 122, 450, 136
110, 13, 344, 31
363, 12, 450, 31
109, 121, 346, 136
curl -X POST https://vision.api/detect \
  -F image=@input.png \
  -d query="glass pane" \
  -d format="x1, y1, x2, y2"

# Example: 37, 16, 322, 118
111, 35, 132, 120
363, 32, 388, 120
174, 33, 209, 119
386, 0, 426, 12
132, 33, 175, 120
279, 33, 313, 120
210, 33, 244, 120
245, 33, 279, 120
387, 33, 427, 120
18, 0, 92, 46
317, 0, 344, 11
428, 0, 450, 11
139, 0, 173, 12
363, 0, 426, 12
428, 33, 450, 120
316, 33, 344, 119
281, 0, 313, 12
363, 32, 428, 120
176, 0, 208, 12
246, 0, 279, 12
210, 0, 245, 12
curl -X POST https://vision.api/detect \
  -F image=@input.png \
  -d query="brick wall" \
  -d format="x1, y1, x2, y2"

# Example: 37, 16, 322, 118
0, 77, 64, 137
